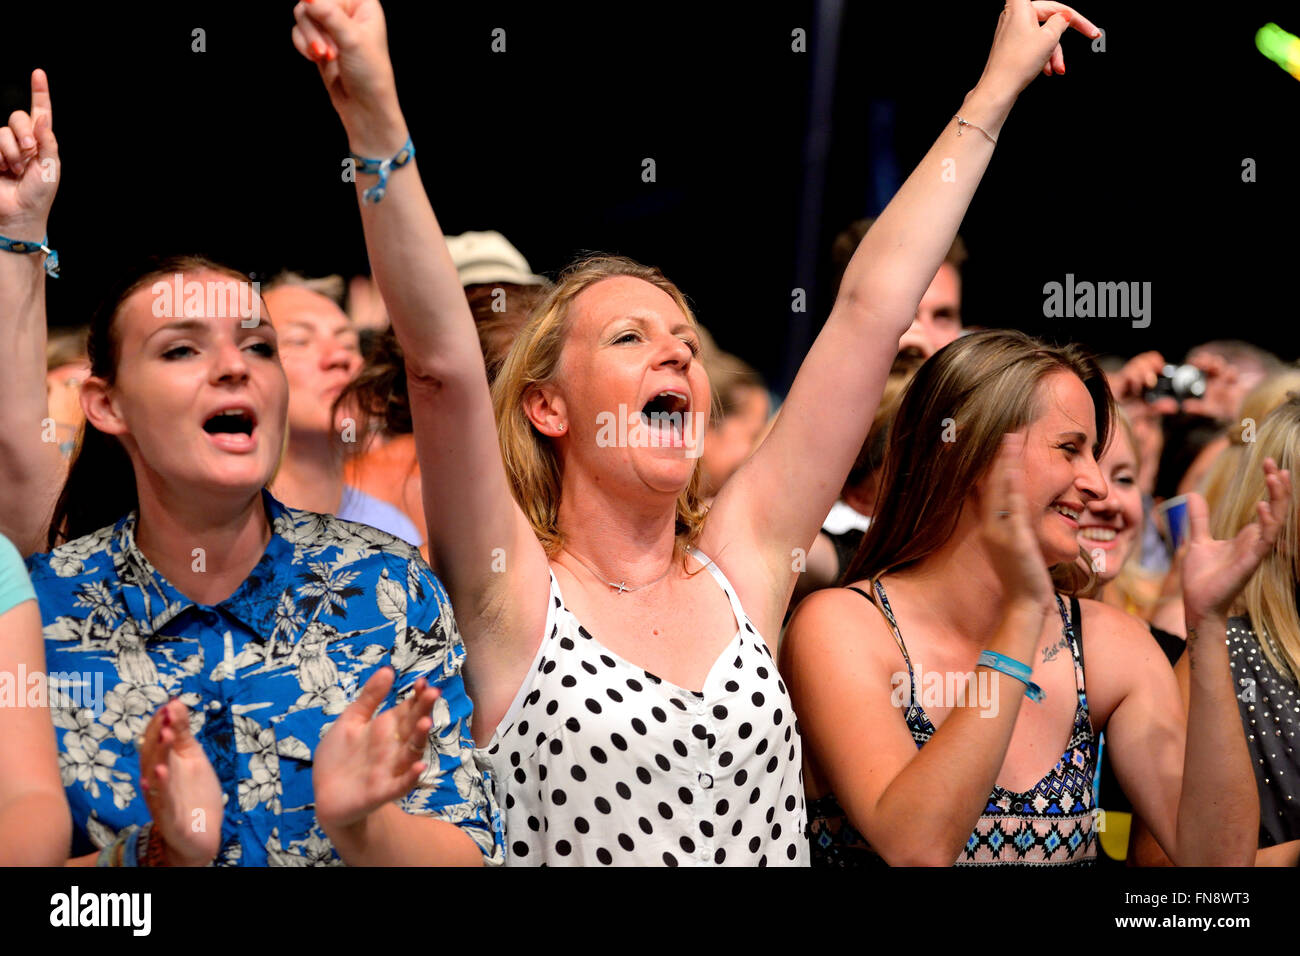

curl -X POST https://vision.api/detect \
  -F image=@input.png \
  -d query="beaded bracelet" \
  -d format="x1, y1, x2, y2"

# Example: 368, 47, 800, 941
94, 824, 142, 867
976, 649, 1044, 702
349, 136, 415, 204
0, 232, 59, 277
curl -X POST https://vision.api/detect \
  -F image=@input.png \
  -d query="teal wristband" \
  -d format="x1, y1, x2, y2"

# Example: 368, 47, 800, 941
977, 650, 1044, 702
0, 232, 59, 277
349, 136, 415, 204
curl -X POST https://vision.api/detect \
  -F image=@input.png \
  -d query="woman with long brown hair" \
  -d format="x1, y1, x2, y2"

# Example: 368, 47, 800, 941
784, 329, 1288, 865
293, 0, 1101, 864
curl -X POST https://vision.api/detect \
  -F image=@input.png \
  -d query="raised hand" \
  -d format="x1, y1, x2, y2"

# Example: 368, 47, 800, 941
137, 699, 223, 866
0, 69, 59, 235
312, 668, 440, 831
973, 1, 1102, 100
291, 0, 403, 149
979, 433, 1056, 609
1181, 458, 1291, 624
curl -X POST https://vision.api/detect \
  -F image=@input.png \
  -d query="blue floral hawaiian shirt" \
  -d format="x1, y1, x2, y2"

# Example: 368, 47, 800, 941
26, 491, 504, 866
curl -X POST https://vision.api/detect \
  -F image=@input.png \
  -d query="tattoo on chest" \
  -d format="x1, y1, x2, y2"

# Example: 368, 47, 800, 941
1041, 633, 1070, 663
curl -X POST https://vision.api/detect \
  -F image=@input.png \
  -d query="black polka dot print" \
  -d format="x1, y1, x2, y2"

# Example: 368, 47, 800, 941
485, 555, 808, 865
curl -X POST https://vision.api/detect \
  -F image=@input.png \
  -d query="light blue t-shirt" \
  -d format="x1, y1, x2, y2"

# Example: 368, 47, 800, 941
338, 485, 424, 547
0, 532, 36, 617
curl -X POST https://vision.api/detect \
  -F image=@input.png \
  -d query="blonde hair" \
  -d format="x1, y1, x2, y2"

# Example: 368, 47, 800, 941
490, 255, 710, 559
844, 329, 1114, 595
1211, 395, 1300, 679
1204, 369, 1300, 518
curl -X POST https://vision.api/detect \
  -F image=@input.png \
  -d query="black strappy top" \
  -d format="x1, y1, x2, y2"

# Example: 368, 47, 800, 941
806, 580, 1098, 866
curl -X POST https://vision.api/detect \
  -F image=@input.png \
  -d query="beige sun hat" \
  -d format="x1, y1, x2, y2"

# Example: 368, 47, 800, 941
445, 230, 547, 287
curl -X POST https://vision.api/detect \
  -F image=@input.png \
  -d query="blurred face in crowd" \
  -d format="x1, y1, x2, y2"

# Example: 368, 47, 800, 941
1076, 425, 1143, 583
47, 359, 89, 429
549, 276, 710, 497
996, 371, 1107, 566
81, 270, 289, 498
266, 286, 363, 437
701, 384, 771, 498
898, 262, 962, 359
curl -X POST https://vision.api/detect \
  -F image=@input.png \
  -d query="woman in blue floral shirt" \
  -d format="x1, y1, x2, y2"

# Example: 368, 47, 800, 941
0, 74, 502, 865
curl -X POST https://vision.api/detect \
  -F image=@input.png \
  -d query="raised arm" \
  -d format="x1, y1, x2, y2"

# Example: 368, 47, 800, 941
707, 3, 1101, 620
292, 1, 550, 733
0, 70, 65, 556
1106, 467, 1289, 865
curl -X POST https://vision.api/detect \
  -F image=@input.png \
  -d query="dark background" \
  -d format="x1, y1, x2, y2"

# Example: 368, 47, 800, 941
2, 1, 1296, 393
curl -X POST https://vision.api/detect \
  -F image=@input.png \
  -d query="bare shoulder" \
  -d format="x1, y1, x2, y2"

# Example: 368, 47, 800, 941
780, 585, 894, 678
1076, 597, 1177, 726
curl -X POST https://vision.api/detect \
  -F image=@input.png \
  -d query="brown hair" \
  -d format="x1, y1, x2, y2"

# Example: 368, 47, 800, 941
48, 255, 251, 548
831, 217, 967, 298
842, 329, 1114, 594
491, 254, 709, 559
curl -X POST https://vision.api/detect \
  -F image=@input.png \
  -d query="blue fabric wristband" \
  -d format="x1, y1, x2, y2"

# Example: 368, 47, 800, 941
977, 650, 1044, 702
349, 136, 415, 204
0, 232, 59, 277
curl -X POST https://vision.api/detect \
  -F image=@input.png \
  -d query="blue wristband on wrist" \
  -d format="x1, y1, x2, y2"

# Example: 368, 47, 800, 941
977, 650, 1044, 702
349, 136, 415, 204
0, 232, 59, 277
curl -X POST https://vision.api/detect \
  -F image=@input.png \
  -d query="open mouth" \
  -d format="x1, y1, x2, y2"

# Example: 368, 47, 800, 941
1049, 503, 1080, 526
202, 407, 258, 450
640, 390, 690, 421
639, 391, 690, 448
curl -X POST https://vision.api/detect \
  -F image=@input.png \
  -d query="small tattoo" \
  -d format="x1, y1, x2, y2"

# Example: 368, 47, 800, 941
1041, 633, 1070, 663
1187, 627, 1199, 670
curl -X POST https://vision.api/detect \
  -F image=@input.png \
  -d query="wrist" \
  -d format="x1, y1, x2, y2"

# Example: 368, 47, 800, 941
960, 85, 1014, 137
344, 103, 409, 158
0, 219, 50, 243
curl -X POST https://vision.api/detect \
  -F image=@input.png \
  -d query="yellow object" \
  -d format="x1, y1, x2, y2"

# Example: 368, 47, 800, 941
1098, 809, 1133, 860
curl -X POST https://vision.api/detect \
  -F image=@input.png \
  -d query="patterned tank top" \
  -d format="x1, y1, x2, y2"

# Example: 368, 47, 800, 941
807, 581, 1097, 866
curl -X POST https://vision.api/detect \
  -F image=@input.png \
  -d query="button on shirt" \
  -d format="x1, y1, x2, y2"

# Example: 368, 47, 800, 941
26, 491, 504, 866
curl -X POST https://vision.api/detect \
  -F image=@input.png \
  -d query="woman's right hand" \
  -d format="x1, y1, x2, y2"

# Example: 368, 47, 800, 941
980, 433, 1056, 609
291, 0, 405, 150
972, 1, 1101, 102
0, 69, 58, 236
138, 699, 223, 867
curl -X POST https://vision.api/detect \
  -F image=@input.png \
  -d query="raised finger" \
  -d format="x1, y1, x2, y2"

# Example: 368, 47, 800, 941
29, 69, 52, 126
1185, 491, 1210, 544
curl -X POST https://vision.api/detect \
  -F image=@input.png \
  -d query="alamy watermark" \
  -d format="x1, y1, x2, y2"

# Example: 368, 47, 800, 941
595, 404, 708, 459
0, 666, 105, 717
1042, 274, 1151, 329
890, 665, 999, 718
151, 273, 262, 327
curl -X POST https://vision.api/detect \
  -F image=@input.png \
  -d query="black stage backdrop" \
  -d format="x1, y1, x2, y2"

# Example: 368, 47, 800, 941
1, 1, 1296, 393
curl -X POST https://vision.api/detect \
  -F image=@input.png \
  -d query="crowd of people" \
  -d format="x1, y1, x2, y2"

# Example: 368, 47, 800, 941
0, 0, 1296, 868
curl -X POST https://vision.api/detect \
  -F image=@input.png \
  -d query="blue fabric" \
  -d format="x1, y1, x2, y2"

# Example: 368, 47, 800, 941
0, 532, 37, 616
338, 485, 423, 548
25, 490, 503, 866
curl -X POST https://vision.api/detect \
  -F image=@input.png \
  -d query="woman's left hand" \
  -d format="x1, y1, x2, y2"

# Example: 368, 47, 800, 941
973, 1, 1102, 101
313, 668, 440, 830
1181, 458, 1291, 624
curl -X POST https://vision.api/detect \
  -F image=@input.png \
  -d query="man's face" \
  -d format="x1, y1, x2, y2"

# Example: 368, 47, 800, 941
897, 262, 962, 359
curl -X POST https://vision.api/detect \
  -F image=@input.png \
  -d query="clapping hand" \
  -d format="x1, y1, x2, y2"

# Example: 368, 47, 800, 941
313, 668, 440, 831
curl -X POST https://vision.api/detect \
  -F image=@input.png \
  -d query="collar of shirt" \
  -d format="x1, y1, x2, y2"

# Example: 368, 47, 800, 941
112, 489, 302, 641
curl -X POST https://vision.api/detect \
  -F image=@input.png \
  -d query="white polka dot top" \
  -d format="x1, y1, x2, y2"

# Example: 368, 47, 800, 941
485, 549, 808, 866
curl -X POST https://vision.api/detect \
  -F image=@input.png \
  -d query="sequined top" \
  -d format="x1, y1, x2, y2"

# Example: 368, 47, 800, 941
1226, 615, 1300, 847
808, 581, 1097, 866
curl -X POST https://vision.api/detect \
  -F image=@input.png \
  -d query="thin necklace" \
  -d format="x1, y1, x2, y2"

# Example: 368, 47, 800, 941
562, 547, 675, 594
